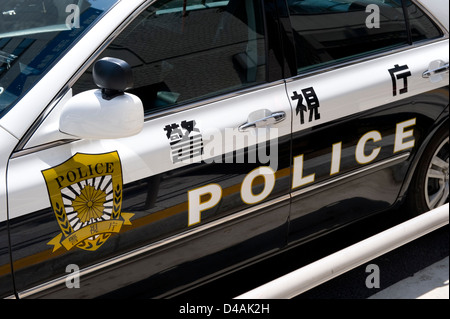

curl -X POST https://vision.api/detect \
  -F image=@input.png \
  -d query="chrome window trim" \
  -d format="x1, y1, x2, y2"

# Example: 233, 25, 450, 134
141, 80, 287, 122
11, 139, 78, 159
11, 79, 286, 158
11, 88, 77, 157
285, 36, 449, 83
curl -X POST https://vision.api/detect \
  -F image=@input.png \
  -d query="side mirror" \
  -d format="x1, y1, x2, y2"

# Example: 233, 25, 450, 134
60, 57, 144, 139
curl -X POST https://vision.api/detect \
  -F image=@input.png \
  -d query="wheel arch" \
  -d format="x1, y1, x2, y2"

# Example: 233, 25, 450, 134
398, 103, 449, 205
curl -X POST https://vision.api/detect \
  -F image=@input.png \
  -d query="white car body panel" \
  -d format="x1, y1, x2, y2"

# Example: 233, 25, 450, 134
288, 40, 448, 134
417, 0, 449, 32
7, 82, 291, 219
0, 128, 18, 223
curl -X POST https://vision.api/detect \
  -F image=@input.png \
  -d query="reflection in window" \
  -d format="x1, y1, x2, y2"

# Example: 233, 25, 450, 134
73, 0, 267, 114
288, 0, 409, 73
288, 0, 443, 74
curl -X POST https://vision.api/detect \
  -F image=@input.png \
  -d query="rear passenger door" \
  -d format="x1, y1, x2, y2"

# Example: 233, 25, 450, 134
7, 0, 293, 298
282, 0, 449, 243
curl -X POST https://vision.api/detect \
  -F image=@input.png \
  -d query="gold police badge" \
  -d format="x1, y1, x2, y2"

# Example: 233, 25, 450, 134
42, 152, 133, 252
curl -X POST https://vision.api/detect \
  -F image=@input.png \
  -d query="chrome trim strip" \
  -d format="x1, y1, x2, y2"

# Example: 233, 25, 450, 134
17, 194, 291, 299
142, 80, 286, 122
11, 82, 285, 158
292, 153, 411, 198
12, 88, 71, 154
422, 62, 450, 78
11, 139, 78, 159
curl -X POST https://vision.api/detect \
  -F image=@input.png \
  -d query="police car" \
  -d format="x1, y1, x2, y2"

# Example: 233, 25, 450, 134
0, 0, 448, 299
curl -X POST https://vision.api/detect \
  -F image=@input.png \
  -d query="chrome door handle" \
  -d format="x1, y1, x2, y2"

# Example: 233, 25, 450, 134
239, 111, 286, 132
422, 62, 449, 78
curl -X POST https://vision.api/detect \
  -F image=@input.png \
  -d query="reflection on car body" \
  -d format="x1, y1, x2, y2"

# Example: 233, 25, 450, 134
0, 0, 448, 299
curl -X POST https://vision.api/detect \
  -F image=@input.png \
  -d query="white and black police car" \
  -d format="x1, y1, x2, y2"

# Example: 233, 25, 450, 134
0, 0, 448, 298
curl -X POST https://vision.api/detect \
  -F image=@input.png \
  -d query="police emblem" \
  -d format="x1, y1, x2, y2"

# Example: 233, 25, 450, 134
42, 152, 133, 252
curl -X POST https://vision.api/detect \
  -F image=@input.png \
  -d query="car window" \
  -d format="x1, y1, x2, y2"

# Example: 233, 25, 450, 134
406, 1, 443, 42
73, 0, 267, 114
287, 0, 443, 74
0, 0, 119, 120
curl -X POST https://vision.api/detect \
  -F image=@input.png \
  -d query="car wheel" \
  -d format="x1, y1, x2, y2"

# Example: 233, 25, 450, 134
407, 124, 449, 215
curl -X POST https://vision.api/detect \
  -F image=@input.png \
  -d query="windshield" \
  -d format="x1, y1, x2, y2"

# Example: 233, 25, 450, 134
0, 0, 120, 120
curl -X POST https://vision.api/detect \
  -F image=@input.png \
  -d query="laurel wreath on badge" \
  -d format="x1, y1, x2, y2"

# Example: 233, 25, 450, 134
42, 152, 134, 252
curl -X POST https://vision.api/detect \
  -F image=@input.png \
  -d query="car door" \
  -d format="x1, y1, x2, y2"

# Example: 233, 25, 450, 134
6, 0, 292, 298
1, 0, 129, 300
0, 128, 16, 299
280, 0, 449, 243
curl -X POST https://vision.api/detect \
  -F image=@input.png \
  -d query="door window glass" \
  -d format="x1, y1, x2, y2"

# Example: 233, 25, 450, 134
287, 0, 410, 73
73, 0, 267, 114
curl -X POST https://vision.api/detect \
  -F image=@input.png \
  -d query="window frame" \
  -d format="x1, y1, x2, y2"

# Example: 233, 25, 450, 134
68, 0, 291, 122
12, 0, 290, 156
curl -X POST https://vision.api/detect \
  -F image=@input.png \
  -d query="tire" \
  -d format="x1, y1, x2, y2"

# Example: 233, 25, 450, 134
407, 124, 449, 215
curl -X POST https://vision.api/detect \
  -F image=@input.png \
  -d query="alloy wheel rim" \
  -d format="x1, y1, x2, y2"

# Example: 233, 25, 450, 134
425, 137, 449, 210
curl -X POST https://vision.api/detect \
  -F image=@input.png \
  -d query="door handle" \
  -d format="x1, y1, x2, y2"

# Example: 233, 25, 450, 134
422, 61, 449, 79
238, 110, 286, 132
